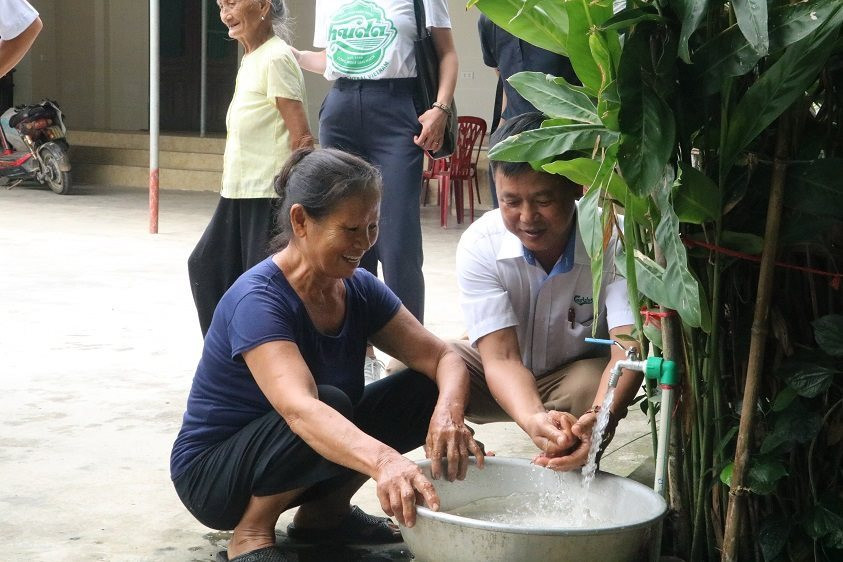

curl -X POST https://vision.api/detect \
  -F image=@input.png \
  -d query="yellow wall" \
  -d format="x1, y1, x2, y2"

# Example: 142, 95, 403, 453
15, 1, 497, 138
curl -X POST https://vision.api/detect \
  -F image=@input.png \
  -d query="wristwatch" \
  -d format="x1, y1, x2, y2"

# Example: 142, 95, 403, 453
432, 101, 452, 116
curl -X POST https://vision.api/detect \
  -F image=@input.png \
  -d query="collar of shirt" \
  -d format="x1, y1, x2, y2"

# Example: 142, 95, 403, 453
521, 227, 578, 278
495, 216, 584, 279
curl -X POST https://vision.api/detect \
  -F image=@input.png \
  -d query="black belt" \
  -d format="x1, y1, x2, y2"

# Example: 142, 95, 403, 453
333, 77, 417, 92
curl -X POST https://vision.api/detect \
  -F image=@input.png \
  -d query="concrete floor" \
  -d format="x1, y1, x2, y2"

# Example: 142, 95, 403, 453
0, 182, 652, 561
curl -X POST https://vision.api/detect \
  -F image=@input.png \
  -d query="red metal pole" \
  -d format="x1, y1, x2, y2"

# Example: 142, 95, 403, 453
149, 168, 159, 234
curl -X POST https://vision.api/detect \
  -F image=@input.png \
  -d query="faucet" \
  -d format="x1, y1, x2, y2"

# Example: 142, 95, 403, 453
584, 337, 679, 497
584, 338, 647, 387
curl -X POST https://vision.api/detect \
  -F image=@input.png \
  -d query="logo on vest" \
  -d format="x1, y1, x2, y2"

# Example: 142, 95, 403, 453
573, 295, 593, 306
328, 1, 397, 76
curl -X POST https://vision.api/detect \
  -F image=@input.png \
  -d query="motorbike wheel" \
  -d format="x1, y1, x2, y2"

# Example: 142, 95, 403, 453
42, 148, 72, 195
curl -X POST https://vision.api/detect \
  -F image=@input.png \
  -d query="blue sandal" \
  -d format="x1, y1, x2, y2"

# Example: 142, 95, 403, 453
286, 505, 402, 545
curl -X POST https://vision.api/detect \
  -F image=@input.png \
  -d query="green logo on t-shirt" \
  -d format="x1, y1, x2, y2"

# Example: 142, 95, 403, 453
328, 0, 397, 76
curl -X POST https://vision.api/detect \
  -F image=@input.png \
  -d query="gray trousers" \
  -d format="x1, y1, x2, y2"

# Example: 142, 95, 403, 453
319, 78, 425, 322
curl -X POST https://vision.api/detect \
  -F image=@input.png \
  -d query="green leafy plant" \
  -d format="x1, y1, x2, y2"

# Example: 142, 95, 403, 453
470, 0, 843, 559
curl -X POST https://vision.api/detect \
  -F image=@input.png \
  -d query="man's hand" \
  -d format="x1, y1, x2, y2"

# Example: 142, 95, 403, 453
532, 410, 599, 471
424, 406, 484, 482
524, 410, 580, 458
532, 409, 621, 471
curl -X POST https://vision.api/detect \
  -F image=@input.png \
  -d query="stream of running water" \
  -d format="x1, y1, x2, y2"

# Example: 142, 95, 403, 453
575, 386, 617, 524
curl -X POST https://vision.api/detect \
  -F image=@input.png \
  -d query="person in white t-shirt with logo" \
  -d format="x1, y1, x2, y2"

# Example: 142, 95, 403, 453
454, 112, 642, 472
0, 0, 42, 78
295, 0, 458, 381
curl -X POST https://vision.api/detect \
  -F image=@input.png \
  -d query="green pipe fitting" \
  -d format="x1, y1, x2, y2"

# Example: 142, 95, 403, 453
645, 357, 679, 386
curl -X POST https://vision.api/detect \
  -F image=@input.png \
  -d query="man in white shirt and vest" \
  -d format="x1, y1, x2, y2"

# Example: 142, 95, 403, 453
453, 112, 642, 471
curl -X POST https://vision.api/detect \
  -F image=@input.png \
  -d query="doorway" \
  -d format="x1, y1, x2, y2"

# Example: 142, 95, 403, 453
159, 0, 238, 133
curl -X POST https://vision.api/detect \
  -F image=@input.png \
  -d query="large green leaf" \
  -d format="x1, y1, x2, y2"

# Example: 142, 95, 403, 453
564, 0, 609, 94
542, 157, 649, 222
719, 231, 764, 255
654, 173, 706, 329
813, 315, 843, 358
589, 32, 612, 93
673, 163, 720, 224
691, 0, 843, 95
779, 361, 839, 398
760, 404, 824, 454
759, 518, 790, 562
488, 124, 617, 162
577, 174, 604, 326
719, 462, 733, 486
771, 386, 798, 412
670, 0, 710, 63
804, 498, 843, 546
732, 0, 769, 56
597, 79, 620, 131
601, 6, 665, 31
786, 159, 843, 220
747, 458, 788, 495
578, 179, 603, 261
579, 148, 620, 326
631, 250, 671, 306
617, 30, 676, 197
719, 457, 788, 495
470, 0, 569, 55
508, 72, 600, 124
720, 10, 843, 178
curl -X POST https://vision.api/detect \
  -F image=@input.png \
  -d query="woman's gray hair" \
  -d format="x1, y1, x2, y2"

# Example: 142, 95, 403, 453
265, 0, 291, 41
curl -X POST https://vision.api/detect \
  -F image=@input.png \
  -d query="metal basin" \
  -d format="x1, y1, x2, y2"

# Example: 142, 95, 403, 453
400, 457, 667, 562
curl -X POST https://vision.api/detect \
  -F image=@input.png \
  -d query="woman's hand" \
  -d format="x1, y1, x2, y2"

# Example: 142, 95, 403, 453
532, 410, 600, 471
414, 106, 448, 152
289, 46, 301, 63
292, 48, 327, 74
374, 453, 440, 528
424, 406, 484, 482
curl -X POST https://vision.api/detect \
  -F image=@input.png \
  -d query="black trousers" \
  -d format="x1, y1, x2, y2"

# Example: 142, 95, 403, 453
172, 370, 438, 530
319, 78, 426, 323
187, 196, 276, 336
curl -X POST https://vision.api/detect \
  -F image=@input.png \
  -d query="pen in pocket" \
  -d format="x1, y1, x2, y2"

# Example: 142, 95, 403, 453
568, 307, 575, 329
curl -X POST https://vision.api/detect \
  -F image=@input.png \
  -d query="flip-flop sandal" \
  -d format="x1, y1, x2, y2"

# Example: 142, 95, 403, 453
217, 546, 288, 562
286, 505, 402, 545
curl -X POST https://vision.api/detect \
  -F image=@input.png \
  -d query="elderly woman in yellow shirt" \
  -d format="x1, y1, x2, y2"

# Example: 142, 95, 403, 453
188, 0, 314, 336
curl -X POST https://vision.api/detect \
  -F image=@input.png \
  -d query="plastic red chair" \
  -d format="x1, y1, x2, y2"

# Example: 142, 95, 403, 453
423, 116, 487, 228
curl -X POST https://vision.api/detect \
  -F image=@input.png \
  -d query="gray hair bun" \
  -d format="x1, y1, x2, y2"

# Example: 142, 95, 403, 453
267, 0, 291, 41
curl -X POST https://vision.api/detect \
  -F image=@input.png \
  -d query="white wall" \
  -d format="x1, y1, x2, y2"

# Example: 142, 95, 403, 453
13, 1, 495, 136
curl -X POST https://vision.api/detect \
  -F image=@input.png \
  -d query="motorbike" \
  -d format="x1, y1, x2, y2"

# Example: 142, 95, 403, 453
0, 99, 72, 195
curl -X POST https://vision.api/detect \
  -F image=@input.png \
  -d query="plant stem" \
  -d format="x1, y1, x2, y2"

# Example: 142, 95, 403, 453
655, 240, 691, 556
807, 398, 843, 504
721, 112, 792, 562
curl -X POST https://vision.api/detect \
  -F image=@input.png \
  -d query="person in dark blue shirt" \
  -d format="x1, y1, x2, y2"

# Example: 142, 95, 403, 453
171, 147, 483, 562
477, 13, 577, 206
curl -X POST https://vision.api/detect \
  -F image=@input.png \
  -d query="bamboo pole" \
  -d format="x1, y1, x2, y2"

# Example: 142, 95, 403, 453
720, 114, 792, 561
